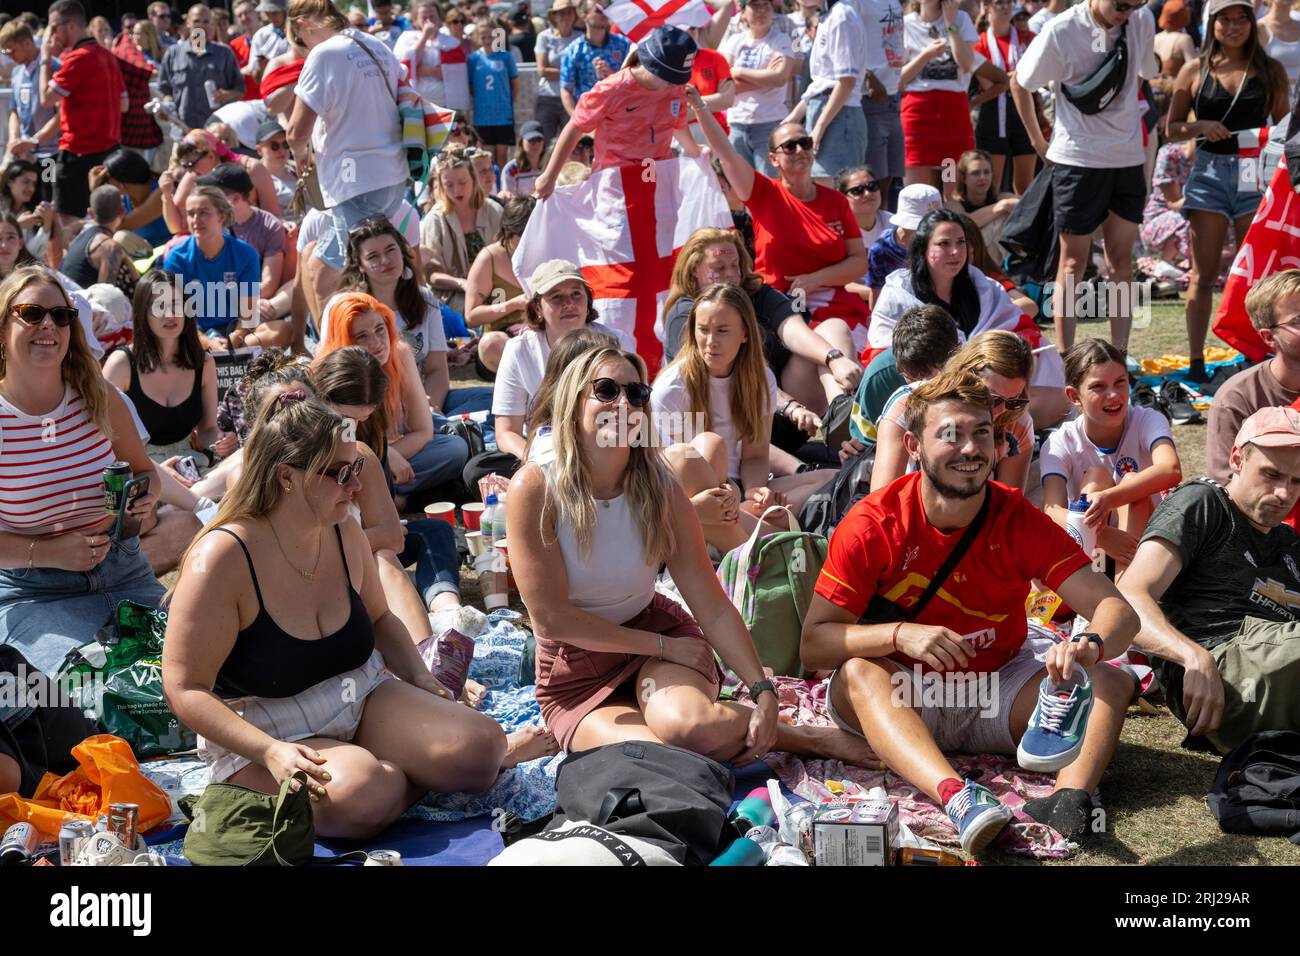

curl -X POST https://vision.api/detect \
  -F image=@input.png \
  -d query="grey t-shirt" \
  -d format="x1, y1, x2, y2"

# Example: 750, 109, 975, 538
535, 29, 580, 99
230, 208, 286, 262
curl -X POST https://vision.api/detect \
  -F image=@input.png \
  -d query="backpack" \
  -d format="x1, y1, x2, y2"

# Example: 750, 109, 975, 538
716, 507, 828, 696
797, 449, 874, 539
1207, 730, 1300, 844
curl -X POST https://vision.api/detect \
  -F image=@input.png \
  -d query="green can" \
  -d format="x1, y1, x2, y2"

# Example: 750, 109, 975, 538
102, 462, 133, 514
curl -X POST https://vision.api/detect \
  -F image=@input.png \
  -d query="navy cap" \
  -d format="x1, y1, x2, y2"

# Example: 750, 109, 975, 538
519, 120, 545, 141
256, 117, 284, 144
639, 26, 696, 86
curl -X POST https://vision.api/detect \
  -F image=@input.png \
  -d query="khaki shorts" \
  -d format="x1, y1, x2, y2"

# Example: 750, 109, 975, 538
826, 631, 1054, 756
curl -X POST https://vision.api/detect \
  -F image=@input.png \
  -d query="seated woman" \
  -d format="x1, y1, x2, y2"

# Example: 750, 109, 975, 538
419, 148, 504, 319
653, 284, 837, 553
871, 328, 1037, 495
0, 266, 162, 677
316, 293, 469, 507
500, 124, 546, 198
662, 227, 863, 422
510, 342, 871, 764
839, 165, 893, 307
104, 270, 219, 466
686, 89, 869, 359
868, 208, 1070, 427
946, 150, 1019, 265
161, 393, 507, 839
93, 149, 171, 254
254, 119, 299, 225
1041, 338, 1183, 579
162, 187, 264, 350
463, 196, 534, 377
159, 130, 281, 237
0, 161, 61, 269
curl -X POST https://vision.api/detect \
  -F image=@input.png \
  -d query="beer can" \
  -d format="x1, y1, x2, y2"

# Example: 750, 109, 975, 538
0, 822, 39, 866
58, 820, 95, 867
102, 462, 132, 514
205, 79, 219, 108
363, 849, 404, 866
107, 803, 139, 849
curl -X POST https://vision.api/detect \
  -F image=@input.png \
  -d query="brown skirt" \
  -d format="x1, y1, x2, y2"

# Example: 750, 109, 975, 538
536, 592, 721, 753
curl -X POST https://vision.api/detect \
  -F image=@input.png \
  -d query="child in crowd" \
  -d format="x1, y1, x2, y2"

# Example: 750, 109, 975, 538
1041, 338, 1184, 577
467, 39, 520, 169
500, 121, 547, 198
864, 183, 942, 310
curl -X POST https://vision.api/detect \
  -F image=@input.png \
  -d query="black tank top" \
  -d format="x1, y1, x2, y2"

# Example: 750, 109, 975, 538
121, 347, 204, 446
60, 225, 108, 289
211, 525, 375, 700
1195, 71, 1271, 156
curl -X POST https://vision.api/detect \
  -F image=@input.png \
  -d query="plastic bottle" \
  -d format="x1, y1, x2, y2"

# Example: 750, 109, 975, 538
709, 837, 766, 866
729, 796, 776, 833
491, 491, 508, 546
1065, 494, 1098, 567
481, 493, 497, 542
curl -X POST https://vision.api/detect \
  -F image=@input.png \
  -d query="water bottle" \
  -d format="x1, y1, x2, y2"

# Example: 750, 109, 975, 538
491, 492, 507, 547
205, 79, 219, 109
481, 493, 497, 542
1066, 494, 1098, 567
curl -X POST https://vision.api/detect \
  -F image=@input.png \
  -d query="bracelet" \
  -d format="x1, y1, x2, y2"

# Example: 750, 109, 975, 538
27, 538, 37, 571
891, 621, 903, 653
657, 633, 664, 660
946, 24, 960, 34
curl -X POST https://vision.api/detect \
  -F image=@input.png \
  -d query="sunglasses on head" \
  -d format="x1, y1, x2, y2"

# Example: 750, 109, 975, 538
590, 377, 652, 408
994, 395, 1031, 412
845, 181, 881, 197
9, 304, 78, 328
773, 136, 814, 155
317, 455, 365, 486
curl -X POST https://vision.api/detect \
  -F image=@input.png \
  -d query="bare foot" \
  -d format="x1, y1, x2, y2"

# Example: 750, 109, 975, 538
777, 723, 883, 770
501, 726, 560, 770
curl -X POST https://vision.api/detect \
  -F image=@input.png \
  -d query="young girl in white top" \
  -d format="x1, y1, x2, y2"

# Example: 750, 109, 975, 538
653, 283, 835, 552
1041, 338, 1183, 578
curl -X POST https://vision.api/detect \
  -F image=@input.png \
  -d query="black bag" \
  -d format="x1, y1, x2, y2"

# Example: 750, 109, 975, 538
439, 414, 486, 459
797, 448, 875, 538
550, 741, 735, 866
1207, 731, 1300, 844
1059, 20, 1128, 115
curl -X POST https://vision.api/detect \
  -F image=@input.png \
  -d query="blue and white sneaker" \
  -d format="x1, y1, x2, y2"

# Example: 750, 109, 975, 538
1017, 668, 1094, 773
944, 779, 1013, 854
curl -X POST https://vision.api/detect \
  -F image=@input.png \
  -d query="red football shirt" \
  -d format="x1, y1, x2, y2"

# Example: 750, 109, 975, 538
815, 473, 1090, 673
230, 34, 261, 100
50, 38, 126, 155
689, 46, 732, 134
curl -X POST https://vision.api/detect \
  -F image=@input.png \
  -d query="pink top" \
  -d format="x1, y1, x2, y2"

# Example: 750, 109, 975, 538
571, 70, 690, 171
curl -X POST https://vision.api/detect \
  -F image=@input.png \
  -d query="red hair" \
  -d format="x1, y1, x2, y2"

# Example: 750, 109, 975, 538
317, 292, 406, 424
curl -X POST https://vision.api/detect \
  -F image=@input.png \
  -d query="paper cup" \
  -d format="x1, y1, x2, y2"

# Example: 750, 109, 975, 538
494, 539, 514, 590
465, 530, 487, 556
424, 501, 455, 525
461, 501, 485, 531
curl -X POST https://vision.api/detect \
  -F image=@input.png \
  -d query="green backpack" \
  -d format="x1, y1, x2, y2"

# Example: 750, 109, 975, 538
715, 508, 829, 699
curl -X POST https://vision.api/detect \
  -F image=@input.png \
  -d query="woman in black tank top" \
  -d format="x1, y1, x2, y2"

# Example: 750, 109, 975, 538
1165, 1, 1290, 382
163, 393, 507, 841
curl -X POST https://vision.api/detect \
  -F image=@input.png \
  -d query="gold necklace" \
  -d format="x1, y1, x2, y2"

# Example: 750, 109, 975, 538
268, 519, 323, 581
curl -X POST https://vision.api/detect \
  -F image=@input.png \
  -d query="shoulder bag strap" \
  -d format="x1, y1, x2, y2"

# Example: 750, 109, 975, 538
905, 485, 991, 622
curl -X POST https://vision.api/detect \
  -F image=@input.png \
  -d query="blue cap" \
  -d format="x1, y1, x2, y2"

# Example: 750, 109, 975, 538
638, 26, 697, 85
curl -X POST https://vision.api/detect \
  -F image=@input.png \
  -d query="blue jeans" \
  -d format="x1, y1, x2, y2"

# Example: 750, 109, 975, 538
729, 120, 782, 178
0, 537, 164, 676
806, 96, 868, 180
315, 181, 410, 270
399, 519, 461, 606
395, 432, 471, 495
1182, 151, 1264, 221
438, 386, 496, 449
862, 93, 904, 180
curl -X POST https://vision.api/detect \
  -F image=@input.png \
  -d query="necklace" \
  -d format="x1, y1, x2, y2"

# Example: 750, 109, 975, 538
268, 518, 323, 581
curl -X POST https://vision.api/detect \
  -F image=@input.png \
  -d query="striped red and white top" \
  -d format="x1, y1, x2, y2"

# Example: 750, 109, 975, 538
0, 386, 115, 537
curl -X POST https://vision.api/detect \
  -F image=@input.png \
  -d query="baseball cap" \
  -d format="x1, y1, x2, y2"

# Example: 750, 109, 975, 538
1235, 406, 1300, 451
256, 118, 285, 144
891, 184, 944, 231
256, 0, 286, 12
529, 259, 585, 296
196, 163, 255, 195
519, 120, 545, 142
1205, 0, 1252, 16
638, 26, 697, 86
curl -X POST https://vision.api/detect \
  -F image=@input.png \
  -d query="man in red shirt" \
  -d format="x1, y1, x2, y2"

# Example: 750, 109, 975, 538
39, 0, 128, 227
230, 0, 263, 100
802, 367, 1139, 851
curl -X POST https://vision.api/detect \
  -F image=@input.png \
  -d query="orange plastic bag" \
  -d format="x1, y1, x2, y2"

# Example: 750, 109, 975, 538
0, 734, 172, 840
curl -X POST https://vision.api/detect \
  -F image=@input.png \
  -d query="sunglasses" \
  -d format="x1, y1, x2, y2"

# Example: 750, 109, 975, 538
318, 455, 365, 486
178, 154, 207, 170
773, 136, 815, 155
262, 140, 289, 152
845, 181, 881, 197
9, 304, 78, 328
1113, 0, 1145, 10
590, 377, 652, 408
994, 395, 1031, 412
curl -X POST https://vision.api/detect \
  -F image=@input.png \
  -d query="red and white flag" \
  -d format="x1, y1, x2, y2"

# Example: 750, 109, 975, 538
603, 0, 714, 42
1213, 154, 1300, 361
513, 156, 733, 371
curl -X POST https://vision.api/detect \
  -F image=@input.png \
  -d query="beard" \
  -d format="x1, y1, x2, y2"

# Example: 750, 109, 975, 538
918, 449, 989, 500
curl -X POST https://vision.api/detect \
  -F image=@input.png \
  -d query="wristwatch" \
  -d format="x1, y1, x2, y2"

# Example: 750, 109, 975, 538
824, 348, 844, 366
750, 679, 777, 703
1073, 632, 1105, 658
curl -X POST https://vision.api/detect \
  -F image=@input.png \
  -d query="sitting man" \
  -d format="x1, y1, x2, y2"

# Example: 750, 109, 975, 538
802, 368, 1140, 851
1120, 407, 1300, 755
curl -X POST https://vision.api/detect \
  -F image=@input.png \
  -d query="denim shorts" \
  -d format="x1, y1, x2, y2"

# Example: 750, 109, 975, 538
862, 93, 904, 179
806, 96, 868, 180
314, 181, 410, 271
1182, 151, 1265, 222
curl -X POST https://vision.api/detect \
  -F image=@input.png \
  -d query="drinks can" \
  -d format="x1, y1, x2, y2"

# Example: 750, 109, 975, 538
107, 803, 139, 849
102, 462, 132, 514
205, 79, 218, 108
0, 822, 39, 866
363, 849, 404, 866
58, 820, 95, 867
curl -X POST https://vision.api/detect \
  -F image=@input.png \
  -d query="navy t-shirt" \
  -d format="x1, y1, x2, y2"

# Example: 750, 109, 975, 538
163, 233, 261, 332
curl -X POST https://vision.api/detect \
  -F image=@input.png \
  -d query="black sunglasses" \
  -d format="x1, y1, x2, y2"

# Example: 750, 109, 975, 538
994, 395, 1031, 412
318, 456, 365, 486
1113, 0, 1145, 10
773, 136, 814, 155
590, 377, 652, 408
178, 155, 207, 170
9, 304, 78, 328
845, 181, 881, 197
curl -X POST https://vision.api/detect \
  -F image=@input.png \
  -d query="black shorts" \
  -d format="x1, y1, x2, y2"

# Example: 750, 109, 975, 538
475, 123, 516, 147
1051, 162, 1147, 236
0, 648, 100, 798
54, 148, 112, 218
974, 99, 1035, 157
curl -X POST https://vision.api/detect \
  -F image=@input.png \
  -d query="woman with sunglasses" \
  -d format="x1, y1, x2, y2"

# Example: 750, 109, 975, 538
162, 390, 507, 839
160, 129, 281, 237
687, 87, 869, 362
868, 208, 1069, 426
837, 165, 893, 279
870, 329, 1037, 493
0, 267, 163, 677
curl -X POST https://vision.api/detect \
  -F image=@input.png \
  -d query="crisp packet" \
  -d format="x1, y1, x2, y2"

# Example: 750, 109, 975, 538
1025, 588, 1062, 627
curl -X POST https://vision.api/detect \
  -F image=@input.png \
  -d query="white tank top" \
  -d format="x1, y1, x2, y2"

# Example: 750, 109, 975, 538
1265, 35, 1300, 97
556, 493, 658, 625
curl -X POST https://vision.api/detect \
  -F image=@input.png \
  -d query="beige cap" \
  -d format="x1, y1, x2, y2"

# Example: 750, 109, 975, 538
1235, 406, 1300, 451
1205, 0, 1253, 17
529, 259, 585, 296
549, 0, 579, 15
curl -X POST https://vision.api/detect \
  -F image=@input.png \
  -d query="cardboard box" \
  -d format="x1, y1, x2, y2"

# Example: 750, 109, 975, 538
813, 798, 900, 866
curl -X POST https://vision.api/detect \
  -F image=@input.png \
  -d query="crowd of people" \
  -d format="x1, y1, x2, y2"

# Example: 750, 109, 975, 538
3, 0, 1300, 860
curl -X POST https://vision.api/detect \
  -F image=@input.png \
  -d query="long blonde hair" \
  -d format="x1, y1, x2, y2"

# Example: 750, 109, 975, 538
432, 149, 486, 216
666, 283, 770, 446
946, 329, 1033, 433
0, 267, 111, 437
662, 227, 763, 320
542, 346, 676, 564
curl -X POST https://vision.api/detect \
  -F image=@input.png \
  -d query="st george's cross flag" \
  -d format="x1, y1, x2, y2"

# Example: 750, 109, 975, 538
603, 0, 714, 42
512, 155, 733, 371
